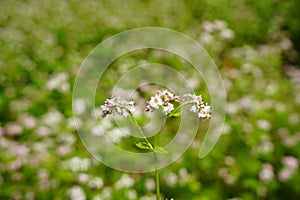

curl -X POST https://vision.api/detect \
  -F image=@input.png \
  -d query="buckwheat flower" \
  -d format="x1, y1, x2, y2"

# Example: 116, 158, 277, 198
182, 94, 203, 106
198, 104, 211, 119
99, 96, 136, 118
163, 103, 174, 115
146, 90, 179, 114
147, 95, 163, 111
181, 94, 211, 120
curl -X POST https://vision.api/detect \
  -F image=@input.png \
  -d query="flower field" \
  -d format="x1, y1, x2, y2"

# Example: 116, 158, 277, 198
0, 0, 299, 199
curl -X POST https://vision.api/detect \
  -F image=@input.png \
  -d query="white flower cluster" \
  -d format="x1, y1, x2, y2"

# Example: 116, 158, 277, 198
181, 94, 211, 120
201, 20, 235, 43
99, 91, 211, 120
46, 72, 70, 93
67, 186, 86, 200
99, 96, 136, 118
65, 157, 91, 172
145, 90, 179, 114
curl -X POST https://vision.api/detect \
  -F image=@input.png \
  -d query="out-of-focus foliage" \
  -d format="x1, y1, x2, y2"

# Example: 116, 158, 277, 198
0, 0, 299, 200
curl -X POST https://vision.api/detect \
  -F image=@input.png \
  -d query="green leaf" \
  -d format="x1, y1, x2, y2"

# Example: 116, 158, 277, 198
135, 141, 152, 150
154, 146, 168, 154
168, 112, 182, 117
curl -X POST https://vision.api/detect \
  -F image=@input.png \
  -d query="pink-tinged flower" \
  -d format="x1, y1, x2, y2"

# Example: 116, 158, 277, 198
99, 96, 136, 118
259, 164, 274, 183
181, 94, 211, 120
282, 156, 298, 169
278, 168, 293, 182
148, 95, 163, 110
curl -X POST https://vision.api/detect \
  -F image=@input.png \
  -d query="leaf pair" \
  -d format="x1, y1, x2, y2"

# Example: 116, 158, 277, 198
135, 142, 168, 154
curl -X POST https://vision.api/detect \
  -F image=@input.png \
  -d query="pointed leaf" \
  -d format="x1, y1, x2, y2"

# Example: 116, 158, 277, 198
135, 141, 152, 150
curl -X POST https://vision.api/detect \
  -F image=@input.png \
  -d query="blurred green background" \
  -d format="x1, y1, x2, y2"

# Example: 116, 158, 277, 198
0, 0, 300, 199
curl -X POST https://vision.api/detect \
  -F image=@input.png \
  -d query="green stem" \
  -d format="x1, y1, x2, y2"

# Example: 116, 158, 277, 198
154, 152, 160, 200
130, 114, 154, 150
129, 113, 160, 199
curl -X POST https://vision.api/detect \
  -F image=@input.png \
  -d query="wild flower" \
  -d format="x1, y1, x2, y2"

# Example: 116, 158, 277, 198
259, 164, 274, 183
181, 94, 211, 120
98, 90, 211, 199
65, 157, 91, 172
67, 186, 86, 200
88, 177, 104, 189
46, 72, 70, 93
146, 90, 179, 114
114, 174, 135, 189
99, 96, 136, 118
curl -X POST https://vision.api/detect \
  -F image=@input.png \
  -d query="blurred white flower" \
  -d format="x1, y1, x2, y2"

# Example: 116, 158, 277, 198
259, 164, 274, 183
46, 72, 70, 93
42, 110, 64, 127
225, 156, 235, 166
165, 172, 178, 187
73, 98, 86, 115
38, 169, 50, 191
220, 29, 235, 40
257, 139, 274, 154
91, 125, 104, 136
257, 119, 271, 131
101, 187, 112, 199
68, 186, 86, 200
115, 174, 135, 189
145, 178, 155, 191
14, 145, 29, 156
282, 156, 298, 169
125, 189, 137, 199
66, 157, 91, 172
19, 114, 37, 129
214, 20, 227, 30
77, 173, 90, 184
107, 127, 129, 143
278, 168, 293, 182
57, 145, 73, 156
289, 113, 299, 125
35, 126, 51, 137
222, 123, 232, 135
58, 133, 76, 145
178, 168, 189, 186
218, 167, 236, 185
280, 38, 293, 50
278, 156, 298, 182
200, 32, 213, 44
100, 116, 113, 130
88, 177, 104, 189
5, 123, 23, 136
202, 21, 215, 32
